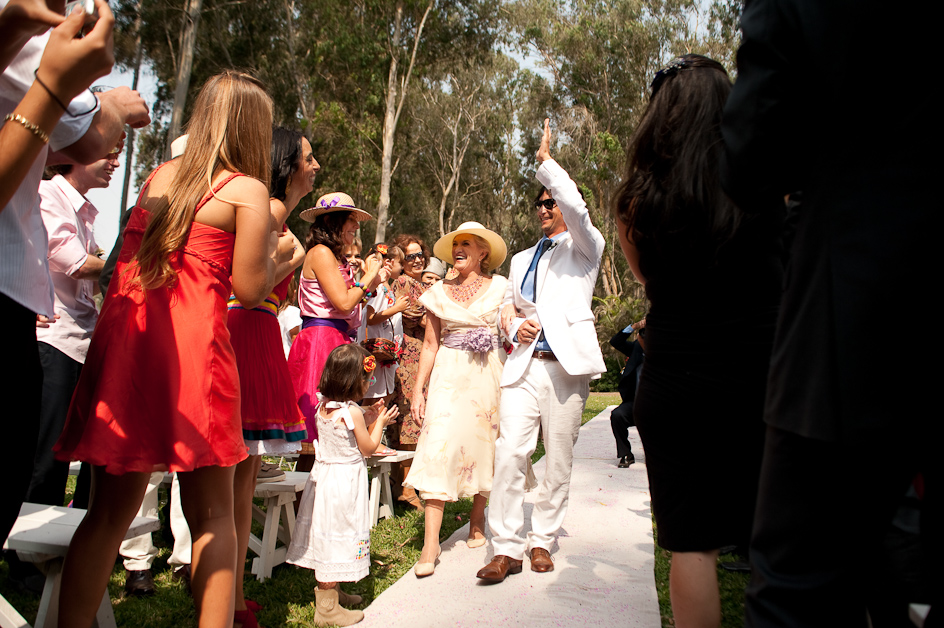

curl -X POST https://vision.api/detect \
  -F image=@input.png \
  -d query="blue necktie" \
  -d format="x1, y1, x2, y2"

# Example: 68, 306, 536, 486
529, 239, 553, 349
530, 238, 553, 298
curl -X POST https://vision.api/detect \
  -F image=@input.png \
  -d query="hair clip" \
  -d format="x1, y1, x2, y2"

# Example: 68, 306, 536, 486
377, 244, 388, 256
650, 57, 689, 95
363, 355, 376, 373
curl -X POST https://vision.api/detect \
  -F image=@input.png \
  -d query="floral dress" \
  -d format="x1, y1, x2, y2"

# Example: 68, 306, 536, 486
403, 276, 507, 501
393, 274, 427, 444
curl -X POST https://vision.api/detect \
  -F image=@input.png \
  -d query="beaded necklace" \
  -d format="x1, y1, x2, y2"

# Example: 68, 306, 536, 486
447, 274, 486, 303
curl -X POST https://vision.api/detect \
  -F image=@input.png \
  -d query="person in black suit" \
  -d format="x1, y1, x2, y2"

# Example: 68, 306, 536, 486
608, 321, 645, 468
721, 1, 937, 626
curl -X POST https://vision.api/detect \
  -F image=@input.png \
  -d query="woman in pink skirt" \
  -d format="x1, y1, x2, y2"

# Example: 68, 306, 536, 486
287, 192, 385, 472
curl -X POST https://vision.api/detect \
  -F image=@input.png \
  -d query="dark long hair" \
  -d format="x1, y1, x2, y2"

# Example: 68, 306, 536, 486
305, 211, 350, 258
270, 127, 304, 201
319, 343, 372, 402
614, 54, 740, 275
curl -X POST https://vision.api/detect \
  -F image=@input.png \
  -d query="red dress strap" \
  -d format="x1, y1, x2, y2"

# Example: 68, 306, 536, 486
194, 173, 248, 216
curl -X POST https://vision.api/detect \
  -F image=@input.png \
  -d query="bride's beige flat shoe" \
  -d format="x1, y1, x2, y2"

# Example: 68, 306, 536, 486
414, 547, 442, 578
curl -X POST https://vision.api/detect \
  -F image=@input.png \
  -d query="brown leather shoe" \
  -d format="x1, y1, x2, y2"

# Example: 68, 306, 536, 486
124, 569, 156, 597
476, 555, 523, 582
530, 548, 554, 572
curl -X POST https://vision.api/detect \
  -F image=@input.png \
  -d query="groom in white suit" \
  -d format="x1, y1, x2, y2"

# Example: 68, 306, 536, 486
477, 119, 607, 582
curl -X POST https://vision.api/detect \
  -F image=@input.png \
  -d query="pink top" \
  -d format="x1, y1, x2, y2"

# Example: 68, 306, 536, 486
298, 261, 361, 329
35, 176, 100, 363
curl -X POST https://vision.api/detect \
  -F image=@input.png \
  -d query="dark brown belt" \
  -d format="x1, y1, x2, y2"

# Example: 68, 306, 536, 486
533, 350, 557, 361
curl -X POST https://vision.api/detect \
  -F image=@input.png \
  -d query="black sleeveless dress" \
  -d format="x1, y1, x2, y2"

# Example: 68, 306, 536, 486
633, 209, 783, 552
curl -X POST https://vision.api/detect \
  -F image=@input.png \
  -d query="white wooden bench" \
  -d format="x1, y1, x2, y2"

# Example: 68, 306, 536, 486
66, 462, 172, 489
367, 451, 415, 526
1, 503, 160, 628
248, 471, 308, 581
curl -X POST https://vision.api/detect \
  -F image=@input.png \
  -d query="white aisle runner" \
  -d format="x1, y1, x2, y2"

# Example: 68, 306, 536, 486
360, 407, 660, 628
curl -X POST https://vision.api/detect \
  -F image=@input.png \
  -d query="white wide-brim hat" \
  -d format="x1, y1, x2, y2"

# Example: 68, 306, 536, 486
300, 192, 374, 223
433, 221, 507, 269
170, 134, 188, 159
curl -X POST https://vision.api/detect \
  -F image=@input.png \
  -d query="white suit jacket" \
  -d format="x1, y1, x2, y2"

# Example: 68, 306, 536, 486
500, 159, 607, 387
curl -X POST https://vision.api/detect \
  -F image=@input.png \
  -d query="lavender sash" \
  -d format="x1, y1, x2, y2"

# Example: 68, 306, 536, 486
301, 316, 355, 340
442, 328, 499, 353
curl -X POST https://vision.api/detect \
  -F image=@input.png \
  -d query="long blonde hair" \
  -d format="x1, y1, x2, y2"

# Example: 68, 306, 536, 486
135, 71, 273, 289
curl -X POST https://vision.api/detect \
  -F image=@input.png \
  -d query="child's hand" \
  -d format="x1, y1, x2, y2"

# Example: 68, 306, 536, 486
378, 403, 399, 427
391, 294, 410, 314
363, 399, 384, 425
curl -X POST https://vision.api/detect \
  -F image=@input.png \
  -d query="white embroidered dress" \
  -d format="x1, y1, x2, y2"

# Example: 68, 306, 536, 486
286, 397, 370, 581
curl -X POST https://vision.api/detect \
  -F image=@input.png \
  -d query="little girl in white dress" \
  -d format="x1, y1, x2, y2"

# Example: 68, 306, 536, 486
286, 343, 398, 627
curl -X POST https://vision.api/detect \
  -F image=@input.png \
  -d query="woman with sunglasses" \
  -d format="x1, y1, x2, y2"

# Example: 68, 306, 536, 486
614, 54, 781, 628
390, 234, 432, 511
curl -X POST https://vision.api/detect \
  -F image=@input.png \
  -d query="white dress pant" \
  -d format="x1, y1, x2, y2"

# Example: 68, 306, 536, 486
167, 473, 192, 568
118, 472, 192, 570
488, 358, 589, 560
120, 471, 162, 570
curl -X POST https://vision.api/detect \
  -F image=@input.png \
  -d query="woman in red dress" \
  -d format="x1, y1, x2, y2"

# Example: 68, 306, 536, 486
54, 71, 289, 628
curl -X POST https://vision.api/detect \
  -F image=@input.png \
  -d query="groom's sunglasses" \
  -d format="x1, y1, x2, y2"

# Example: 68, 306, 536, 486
534, 198, 556, 210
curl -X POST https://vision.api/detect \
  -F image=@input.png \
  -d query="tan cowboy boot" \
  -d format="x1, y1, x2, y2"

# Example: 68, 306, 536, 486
313, 588, 364, 627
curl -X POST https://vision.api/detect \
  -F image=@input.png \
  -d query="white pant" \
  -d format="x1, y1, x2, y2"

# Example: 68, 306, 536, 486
120, 472, 162, 570
167, 473, 192, 568
488, 359, 589, 560
118, 472, 192, 570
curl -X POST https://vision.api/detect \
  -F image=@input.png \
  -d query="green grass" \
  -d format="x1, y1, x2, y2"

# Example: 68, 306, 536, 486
0, 394, 750, 627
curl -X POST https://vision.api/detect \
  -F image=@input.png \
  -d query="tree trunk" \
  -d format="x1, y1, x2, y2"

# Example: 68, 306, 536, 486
284, 0, 310, 121
374, 3, 401, 244
374, 0, 433, 243
165, 0, 203, 160
120, 0, 144, 222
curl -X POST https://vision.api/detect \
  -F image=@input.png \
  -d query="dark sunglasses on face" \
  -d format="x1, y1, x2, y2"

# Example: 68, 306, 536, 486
405, 252, 425, 262
534, 198, 556, 210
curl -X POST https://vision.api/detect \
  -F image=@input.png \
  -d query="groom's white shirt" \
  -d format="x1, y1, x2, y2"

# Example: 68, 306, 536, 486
500, 158, 607, 387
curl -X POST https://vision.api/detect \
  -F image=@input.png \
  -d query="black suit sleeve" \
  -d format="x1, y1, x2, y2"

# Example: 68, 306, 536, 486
609, 330, 634, 356
721, 0, 804, 212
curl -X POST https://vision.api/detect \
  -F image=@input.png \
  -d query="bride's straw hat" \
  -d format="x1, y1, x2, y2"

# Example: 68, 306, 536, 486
433, 221, 507, 269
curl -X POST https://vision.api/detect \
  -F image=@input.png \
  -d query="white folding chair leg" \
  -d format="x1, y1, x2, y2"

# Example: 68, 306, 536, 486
33, 559, 61, 628
369, 470, 382, 526
91, 591, 116, 628
0, 594, 30, 628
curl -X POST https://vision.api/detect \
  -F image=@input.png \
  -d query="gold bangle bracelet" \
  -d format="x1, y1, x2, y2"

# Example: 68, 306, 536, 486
4, 113, 50, 144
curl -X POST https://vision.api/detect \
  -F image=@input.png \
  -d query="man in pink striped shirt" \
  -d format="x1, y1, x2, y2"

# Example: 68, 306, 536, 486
29, 154, 118, 508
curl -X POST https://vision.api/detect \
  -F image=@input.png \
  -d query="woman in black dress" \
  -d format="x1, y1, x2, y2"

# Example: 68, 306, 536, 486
614, 54, 782, 627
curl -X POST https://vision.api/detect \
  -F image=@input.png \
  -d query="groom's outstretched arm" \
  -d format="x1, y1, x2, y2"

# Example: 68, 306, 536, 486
533, 118, 604, 268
